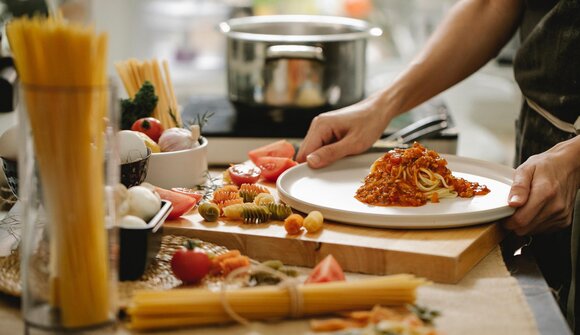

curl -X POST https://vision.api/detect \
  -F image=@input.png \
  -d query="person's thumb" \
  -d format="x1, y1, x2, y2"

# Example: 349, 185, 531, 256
306, 142, 350, 169
508, 164, 534, 207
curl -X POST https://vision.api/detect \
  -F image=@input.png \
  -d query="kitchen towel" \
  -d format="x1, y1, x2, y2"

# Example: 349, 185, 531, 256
418, 246, 539, 335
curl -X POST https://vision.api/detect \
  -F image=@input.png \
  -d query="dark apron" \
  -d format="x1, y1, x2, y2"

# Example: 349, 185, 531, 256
513, 0, 580, 331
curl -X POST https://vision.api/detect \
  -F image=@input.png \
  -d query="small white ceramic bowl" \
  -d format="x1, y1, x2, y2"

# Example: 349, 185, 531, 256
144, 137, 208, 189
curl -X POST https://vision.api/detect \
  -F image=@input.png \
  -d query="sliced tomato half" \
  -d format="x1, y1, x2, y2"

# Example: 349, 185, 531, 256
254, 156, 297, 182
171, 187, 204, 203
305, 254, 346, 284
227, 164, 262, 186
155, 187, 197, 219
248, 140, 295, 165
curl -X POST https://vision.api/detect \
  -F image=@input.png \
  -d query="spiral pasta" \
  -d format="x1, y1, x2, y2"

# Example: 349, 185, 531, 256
239, 184, 270, 203
253, 193, 275, 206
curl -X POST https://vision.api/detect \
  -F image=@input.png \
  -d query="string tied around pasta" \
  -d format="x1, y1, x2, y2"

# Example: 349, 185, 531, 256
220, 264, 304, 327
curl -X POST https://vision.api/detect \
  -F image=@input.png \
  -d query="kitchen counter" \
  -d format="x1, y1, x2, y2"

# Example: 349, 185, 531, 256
0, 241, 571, 334
0, 193, 572, 335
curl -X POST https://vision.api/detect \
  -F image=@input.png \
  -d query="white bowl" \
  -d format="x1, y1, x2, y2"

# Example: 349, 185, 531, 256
144, 137, 208, 189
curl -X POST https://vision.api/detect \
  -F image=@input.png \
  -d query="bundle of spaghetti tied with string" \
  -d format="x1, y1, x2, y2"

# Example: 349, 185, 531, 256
115, 58, 182, 129
127, 272, 427, 331
355, 142, 490, 207
7, 17, 111, 328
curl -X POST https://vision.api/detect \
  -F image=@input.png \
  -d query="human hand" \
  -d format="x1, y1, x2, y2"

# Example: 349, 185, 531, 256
296, 95, 392, 168
503, 136, 580, 236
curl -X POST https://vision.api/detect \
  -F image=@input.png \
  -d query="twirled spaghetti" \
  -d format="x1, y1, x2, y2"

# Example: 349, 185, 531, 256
355, 143, 490, 207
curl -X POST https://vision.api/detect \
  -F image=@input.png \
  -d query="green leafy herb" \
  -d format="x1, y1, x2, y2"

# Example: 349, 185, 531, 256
120, 81, 158, 130
185, 111, 214, 133
407, 304, 440, 324
168, 108, 181, 128
195, 171, 222, 202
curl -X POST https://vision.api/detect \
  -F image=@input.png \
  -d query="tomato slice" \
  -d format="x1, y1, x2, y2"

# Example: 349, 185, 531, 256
248, 140, 295, 165
155, 187, 197, 219
305, 254, 345, 284
227, 164, 262, 186
171, 187, 204, 203
254, 156, 296, 182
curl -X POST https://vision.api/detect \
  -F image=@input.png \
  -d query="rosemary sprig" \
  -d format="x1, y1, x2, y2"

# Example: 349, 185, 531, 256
168, 108, 181, 128
195, 170, 222, 202
184, 111, 214, 133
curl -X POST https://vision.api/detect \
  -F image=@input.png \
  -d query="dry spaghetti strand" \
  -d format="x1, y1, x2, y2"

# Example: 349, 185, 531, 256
127, 274, 427, 331
114, 58, 182, 129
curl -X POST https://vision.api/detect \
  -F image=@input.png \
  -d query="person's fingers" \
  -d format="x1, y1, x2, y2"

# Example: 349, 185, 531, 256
306, 139, 354, 168
296, 116, 336, 163
504, 173, 563, 233
504, 201, 545, 233
513, 214, 570, 236
297, 135, 323, 163
507, 164, 535, 207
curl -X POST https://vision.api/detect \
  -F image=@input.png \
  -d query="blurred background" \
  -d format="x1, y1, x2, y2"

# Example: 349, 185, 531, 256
91, 0, 521, 166
0, 0, 522, 200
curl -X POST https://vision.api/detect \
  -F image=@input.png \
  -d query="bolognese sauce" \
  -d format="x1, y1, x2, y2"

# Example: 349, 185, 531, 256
355, 142, 490, 207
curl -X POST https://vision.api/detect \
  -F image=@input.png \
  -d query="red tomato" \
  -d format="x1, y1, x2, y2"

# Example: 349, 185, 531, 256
254, 156, 297, 182
170, 243, 211, 284
155, 186, 197, 219
131, 117, 164, 143
227, 164, 262, 186
305, 254, 346, 284
248, 140, 295, 165
171, 187, 204, 203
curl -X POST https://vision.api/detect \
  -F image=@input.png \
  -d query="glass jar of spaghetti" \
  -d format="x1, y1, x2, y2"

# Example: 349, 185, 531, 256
18, 84, 119, 332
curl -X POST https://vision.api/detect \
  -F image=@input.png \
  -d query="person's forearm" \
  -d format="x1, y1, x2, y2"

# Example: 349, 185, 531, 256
376, 0, 524, 121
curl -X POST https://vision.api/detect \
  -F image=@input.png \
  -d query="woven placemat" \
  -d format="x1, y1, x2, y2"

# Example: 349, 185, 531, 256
0, 234, 230, 306
0, 249, 19, 297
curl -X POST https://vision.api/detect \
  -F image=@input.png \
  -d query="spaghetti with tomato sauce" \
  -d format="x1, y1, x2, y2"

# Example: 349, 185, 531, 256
355, 143, 490, 207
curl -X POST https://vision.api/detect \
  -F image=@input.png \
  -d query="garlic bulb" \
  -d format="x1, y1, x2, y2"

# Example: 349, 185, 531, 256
120, 215, 148, 228
127, 185, 161, 221
158, 127, 195, 152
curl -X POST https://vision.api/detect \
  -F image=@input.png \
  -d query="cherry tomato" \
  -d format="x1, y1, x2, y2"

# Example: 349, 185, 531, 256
170, 240, 211, 284
131, 117, 164, 143
227, 164, 262, 186
305, 254, 345, 284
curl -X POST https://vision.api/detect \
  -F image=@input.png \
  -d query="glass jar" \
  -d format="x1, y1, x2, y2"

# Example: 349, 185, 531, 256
18, 84, 119, 332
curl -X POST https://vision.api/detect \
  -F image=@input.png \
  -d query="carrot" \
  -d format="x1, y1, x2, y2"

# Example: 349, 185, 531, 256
430, 192, 439, 203
210, 250, 242, 275
310, 318, 365, 332
220, 255, 251, 275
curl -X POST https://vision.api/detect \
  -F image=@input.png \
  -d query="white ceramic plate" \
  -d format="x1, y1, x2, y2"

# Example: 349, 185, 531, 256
277, 153, 515, 229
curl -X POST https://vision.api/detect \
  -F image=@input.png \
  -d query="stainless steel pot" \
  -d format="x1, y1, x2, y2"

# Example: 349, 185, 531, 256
219, 15, 382, 110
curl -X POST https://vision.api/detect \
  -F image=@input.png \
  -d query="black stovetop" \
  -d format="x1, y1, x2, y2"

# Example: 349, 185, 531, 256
181, 95, 457, 140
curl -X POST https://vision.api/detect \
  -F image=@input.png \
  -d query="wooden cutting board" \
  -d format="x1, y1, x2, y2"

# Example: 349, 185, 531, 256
163, 180, 506, 284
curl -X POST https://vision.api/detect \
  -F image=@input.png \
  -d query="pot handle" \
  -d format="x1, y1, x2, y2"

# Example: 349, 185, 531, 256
266, 45, 324, 61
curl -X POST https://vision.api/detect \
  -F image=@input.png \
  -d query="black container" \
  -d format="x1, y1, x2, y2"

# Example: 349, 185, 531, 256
120, 149, 151, 188
119, 200, 173, 281
3, 151, 153, 198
